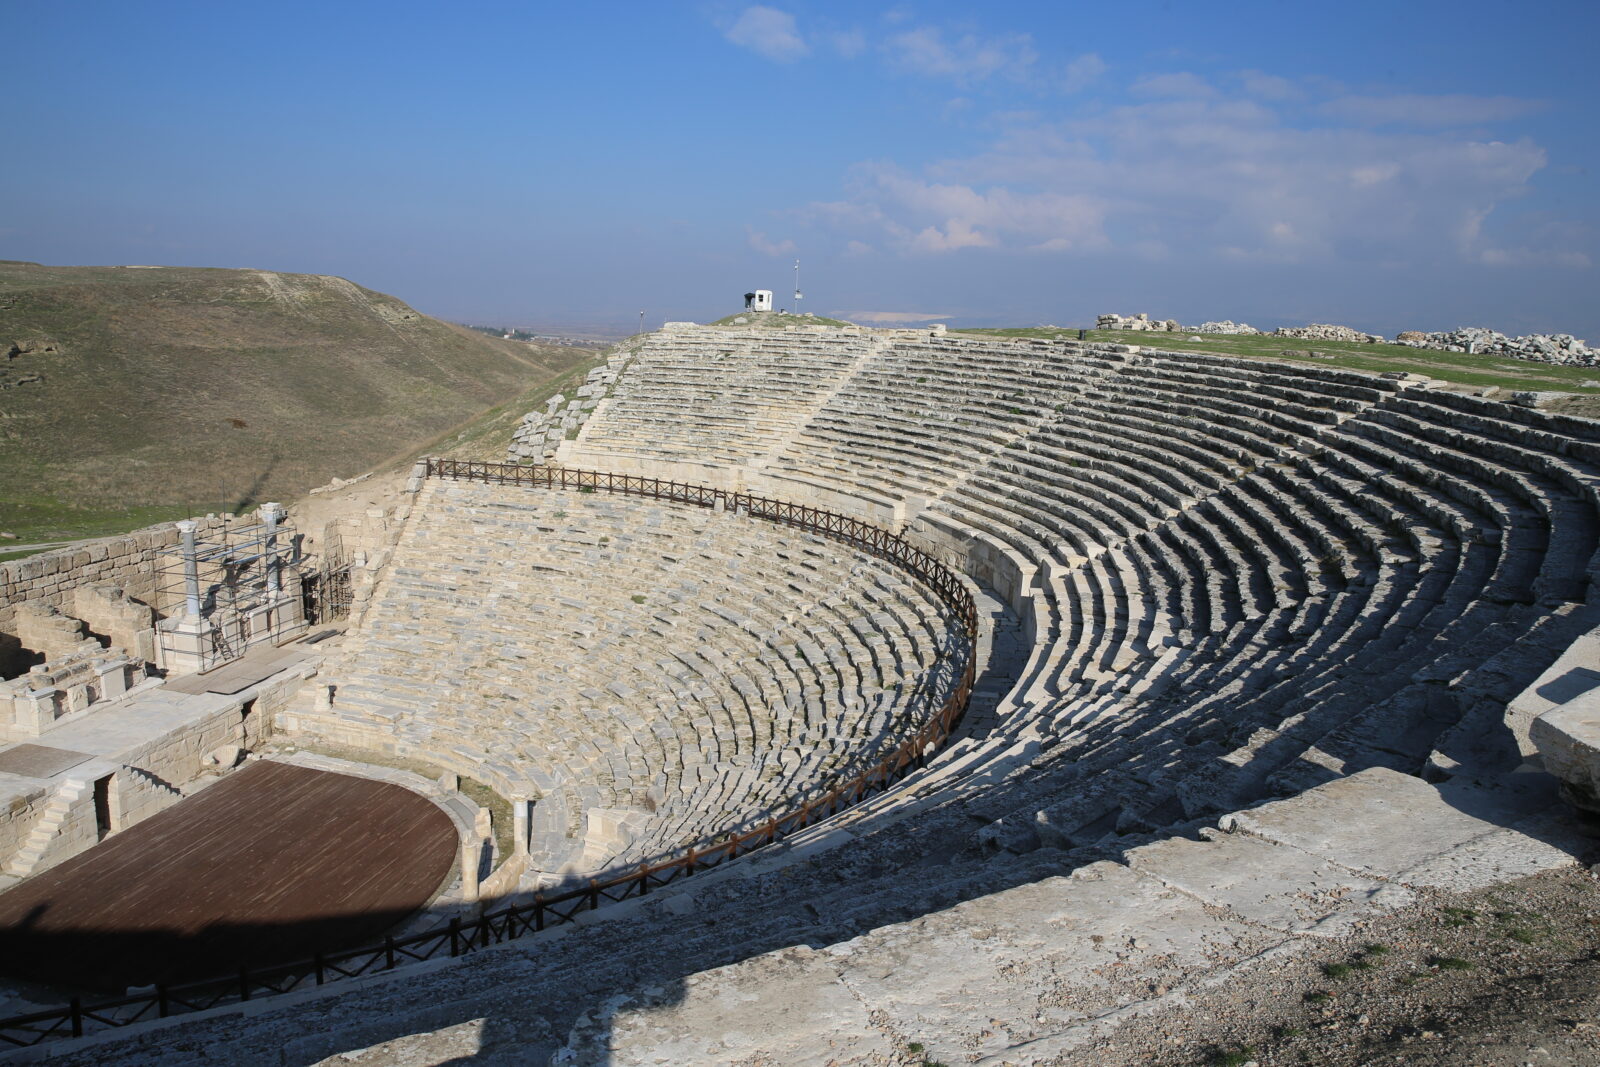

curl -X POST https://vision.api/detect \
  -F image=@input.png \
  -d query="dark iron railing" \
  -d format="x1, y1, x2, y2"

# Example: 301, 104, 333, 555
0, 460, 977, 1049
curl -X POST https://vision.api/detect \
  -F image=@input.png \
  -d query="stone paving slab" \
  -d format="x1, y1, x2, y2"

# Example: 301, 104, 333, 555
558, 944, 894, 1067
1125, 826, 1415, 937
161, 644, 312, 695
0, 743, 94, 779
821, 860, 1278, 1067
1221, 766, 1576, 891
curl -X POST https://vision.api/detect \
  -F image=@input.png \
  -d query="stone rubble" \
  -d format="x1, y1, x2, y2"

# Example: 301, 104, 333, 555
508, 354, 632, 464
1097, 313, 1183, 332
1272, 323, 1387, 344
1100, 313, 1596, 367
1393, 327, 1597, 367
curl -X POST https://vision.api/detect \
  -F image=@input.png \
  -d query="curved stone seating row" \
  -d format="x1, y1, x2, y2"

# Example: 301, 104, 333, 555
955, 393, 1598, 847
289, 482, 964, 877
543, 328, 1600, 861
572, 329, 880, 465
764, 341, 1129, 500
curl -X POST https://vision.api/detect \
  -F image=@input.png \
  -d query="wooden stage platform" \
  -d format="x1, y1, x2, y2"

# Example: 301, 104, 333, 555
0, 761, 459, 990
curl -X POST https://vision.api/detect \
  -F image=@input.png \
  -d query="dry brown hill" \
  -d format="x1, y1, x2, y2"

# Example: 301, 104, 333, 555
0, 262, 589, 543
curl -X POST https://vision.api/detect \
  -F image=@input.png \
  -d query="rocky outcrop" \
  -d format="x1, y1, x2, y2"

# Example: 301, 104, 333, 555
1194, 320, 1259, 335
2, 338, 63, 388
1272, 324, 1385, 344
1394, 327, 1596, 367
1098, 314, 1260, 336
1097, 313, 1180, 332
4, 338, 63, 361
508, 355, 630, 463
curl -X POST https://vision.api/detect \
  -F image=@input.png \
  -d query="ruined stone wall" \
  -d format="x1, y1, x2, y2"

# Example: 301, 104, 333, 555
0, 517, 227, 675
112, 700, 255, 829
0, 780, 52, 867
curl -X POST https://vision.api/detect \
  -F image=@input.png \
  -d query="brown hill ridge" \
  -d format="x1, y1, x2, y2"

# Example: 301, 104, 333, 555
0, 262, 588, 542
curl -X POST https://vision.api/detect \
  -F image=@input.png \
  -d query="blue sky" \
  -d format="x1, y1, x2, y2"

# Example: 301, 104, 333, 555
6, 1, 1597, 337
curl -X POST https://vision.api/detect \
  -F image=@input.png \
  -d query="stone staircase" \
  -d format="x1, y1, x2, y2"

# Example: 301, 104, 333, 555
3, 777, 91, 879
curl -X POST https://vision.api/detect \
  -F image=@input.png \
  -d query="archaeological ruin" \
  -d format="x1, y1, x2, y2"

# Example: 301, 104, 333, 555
3, 319, 1600, 1061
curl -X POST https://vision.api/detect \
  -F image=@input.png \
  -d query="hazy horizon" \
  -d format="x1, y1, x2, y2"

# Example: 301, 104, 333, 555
6, 1, 1597, 340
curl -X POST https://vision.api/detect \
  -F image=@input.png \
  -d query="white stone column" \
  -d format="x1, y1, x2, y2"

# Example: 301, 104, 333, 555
459, 837, 481, 903
260, 502, 284, 597
177, 520, 202, 619
513, 799, 531, 857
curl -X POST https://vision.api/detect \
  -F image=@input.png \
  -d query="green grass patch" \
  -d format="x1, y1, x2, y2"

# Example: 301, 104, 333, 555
1431, 956, 1474, 971
1304, 990, 1333, 1003
1210, 1046, 1258, 1066
950, 326, 1600, 395
709, 311, 856, 329
1491, 908, 1549, 944
458, 776, 516, 864
0, 497, 198, 547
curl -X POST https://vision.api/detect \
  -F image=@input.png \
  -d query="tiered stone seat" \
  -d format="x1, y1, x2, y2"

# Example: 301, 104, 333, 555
571, 328, 880, 466
313, 327, 1600, 888
959, 377, 1600, 845
51, 322, 1600, 1065
514, 332, 1600, 859
763, 338, 1129, 502
290, 482, 963, 877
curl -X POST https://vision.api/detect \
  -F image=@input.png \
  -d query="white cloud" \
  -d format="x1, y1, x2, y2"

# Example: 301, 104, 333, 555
844, 239, 874, 255
747, 228, 797, 256
1131, 72, 1217, 98
1322, 94, 1546, 127
830, 165, 1107, 256
803, 89, 1582, 270
830, 28, 866, 58
883, 26, 1037, 85
1236, 70, 1301, 100
910, 219, 996, 252
1060, 53, 1106, 93
1348, 163, 1400, 188
724, 6, 808, 63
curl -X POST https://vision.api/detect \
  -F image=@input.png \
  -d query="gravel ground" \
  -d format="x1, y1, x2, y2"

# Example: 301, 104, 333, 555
1071, 864, 1600, 1067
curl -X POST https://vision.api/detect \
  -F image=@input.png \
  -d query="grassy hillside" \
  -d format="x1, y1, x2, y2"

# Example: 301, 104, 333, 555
427, 353, 609, 462
955, 326, 1600, 397
0, 262, 589, 543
